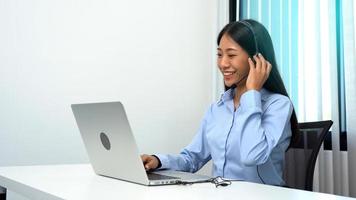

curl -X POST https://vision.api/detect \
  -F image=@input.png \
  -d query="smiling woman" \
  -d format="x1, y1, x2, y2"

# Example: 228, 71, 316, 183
141, 19, 299, 186
217, 19, 299, 147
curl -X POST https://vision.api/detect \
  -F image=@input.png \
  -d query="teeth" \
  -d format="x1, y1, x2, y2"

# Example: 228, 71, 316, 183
223, 72, 235, 76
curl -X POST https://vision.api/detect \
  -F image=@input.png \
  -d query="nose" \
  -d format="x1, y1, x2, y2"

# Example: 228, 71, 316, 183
218, 55, 230, 70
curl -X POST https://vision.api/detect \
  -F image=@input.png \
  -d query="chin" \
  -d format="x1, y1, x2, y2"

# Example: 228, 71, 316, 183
224, 81, 235, 88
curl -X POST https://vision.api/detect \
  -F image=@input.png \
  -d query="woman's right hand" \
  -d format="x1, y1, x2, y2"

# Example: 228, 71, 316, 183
246, 53, 272, 91
141, 154, 159, 171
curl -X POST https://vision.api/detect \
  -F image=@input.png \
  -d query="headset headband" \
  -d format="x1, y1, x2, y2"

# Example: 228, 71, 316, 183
238, 20, 259, 54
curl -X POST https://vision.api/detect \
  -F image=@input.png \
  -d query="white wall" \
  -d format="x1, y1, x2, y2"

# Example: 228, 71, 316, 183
0, 0, 218, 173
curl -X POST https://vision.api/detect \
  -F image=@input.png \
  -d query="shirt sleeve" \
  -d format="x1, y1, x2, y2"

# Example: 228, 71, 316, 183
237, 90, 293, 166
155, 106, 212, 173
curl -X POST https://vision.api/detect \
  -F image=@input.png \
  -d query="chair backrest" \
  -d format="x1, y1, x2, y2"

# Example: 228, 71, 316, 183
0, 186, 5, 200
283, 120, 333, 191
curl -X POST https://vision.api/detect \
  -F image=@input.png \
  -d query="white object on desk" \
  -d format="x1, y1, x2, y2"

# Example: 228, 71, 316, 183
0, 164, 354, 200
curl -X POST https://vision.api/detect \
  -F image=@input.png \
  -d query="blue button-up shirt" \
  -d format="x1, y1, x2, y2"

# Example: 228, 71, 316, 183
156, 88, 293, 185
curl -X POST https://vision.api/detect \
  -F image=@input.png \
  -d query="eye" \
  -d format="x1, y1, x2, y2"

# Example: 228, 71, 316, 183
228, 54, 236, 58
216, 53, 222, 58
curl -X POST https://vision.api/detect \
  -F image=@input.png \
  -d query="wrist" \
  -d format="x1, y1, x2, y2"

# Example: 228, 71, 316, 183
246, 83, 262, 90
151, 155, 162, 169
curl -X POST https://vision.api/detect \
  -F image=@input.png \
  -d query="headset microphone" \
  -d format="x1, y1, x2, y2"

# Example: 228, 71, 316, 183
235, 73, 249, 86
230, 20, 260, 87
229, 21, 260, 88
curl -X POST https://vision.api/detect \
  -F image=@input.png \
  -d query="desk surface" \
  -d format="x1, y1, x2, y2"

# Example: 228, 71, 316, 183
0, 164, 354, 200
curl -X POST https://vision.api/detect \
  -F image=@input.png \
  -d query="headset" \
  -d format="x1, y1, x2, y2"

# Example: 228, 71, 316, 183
232, 20, 260, 87
237, 20, 259, 55
237, 20, 266, 184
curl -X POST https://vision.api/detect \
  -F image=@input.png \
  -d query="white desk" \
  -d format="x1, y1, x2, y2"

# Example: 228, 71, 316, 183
0, 164, 353, 200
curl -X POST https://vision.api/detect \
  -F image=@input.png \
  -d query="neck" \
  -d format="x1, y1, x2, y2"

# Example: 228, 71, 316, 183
233, 85, 248, 108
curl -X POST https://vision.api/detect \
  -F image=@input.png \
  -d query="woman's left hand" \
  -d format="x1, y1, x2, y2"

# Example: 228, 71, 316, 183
246, 53, 272, 91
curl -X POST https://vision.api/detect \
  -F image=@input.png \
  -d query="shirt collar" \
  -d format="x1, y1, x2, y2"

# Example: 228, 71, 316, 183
217, 88, 235, 106
217, 88, 268, 106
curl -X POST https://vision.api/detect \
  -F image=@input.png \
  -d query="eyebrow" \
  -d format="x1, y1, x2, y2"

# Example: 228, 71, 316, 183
217, 48, 238, 51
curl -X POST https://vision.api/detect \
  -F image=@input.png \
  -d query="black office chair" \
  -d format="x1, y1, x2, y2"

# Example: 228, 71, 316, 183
0, 186, 6, 200
283, 120, 333, 191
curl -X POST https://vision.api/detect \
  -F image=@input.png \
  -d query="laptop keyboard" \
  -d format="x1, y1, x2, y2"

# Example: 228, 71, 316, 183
147, 172, 180, 180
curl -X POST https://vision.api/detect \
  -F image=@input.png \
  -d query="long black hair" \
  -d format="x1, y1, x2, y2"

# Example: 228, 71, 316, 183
217, 19, 299, 147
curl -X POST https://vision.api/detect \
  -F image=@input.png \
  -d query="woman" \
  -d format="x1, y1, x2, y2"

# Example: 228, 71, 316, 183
141, 19, 298, 186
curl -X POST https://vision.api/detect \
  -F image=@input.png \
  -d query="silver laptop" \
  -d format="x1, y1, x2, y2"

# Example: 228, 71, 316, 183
71, 101, 210, 186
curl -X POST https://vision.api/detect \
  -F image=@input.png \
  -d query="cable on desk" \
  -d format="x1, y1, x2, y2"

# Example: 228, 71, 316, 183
175, 176, 232, 187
